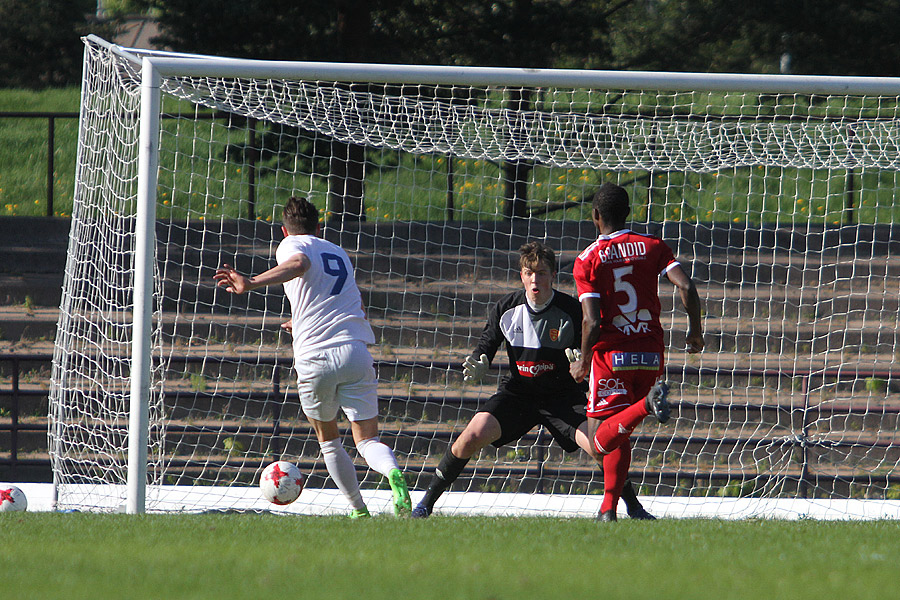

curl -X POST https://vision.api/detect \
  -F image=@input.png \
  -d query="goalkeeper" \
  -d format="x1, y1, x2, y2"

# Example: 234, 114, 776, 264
412, 241, 654, 519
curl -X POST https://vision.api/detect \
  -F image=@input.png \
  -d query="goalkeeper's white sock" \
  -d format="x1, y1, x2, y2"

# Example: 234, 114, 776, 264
356, 436, 400, 478
319, 439, 365, 510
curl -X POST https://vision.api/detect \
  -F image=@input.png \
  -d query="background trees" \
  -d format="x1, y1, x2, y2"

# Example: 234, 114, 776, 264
604, 0, 900, 77
4, 0, 900, 219
7, 1, 900, 90
0, 0, 110, 88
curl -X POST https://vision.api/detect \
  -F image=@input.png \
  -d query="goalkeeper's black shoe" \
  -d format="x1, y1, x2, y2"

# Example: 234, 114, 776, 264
597, 509, 617, 522
627, 506, 657, 520
645, 382, 671, 424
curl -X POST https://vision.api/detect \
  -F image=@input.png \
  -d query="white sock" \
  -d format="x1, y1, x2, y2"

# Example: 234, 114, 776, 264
355, 436, 400, 478
319, 439, 365, 510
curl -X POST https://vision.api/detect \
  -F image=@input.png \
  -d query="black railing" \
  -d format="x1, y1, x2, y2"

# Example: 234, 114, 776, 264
0, 112, 79, 217
0, 112, 465, 222
0, 353, 54, 474
3, 351, 899, 495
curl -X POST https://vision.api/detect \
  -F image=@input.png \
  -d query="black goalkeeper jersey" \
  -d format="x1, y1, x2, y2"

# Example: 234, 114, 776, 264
472, 289, 586, 397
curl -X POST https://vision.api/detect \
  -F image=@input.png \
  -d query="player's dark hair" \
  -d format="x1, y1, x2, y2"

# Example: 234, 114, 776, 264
519, 241, 557, 273
282, 196, 319, 234
592, 183, 630, 227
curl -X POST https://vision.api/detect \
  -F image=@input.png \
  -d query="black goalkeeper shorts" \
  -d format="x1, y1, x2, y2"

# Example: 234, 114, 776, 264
482, 389, 587, 453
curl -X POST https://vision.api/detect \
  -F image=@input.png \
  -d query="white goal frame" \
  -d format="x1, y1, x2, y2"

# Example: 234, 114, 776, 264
60, 35, 900, 516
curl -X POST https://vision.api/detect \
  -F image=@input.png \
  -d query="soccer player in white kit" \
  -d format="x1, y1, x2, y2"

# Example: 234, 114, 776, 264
214, 196, 411, 518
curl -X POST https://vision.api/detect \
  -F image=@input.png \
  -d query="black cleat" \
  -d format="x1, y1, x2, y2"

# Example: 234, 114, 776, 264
597, 509, 618, 522
411, 502, 432, 518
645, 382, 671, 424
627, 507, 657, 520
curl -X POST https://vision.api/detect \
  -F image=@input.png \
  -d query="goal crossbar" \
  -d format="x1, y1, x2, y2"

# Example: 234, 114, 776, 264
94, 36, 900, 94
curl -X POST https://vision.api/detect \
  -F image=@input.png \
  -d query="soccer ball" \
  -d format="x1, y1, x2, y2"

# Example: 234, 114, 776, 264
260, 461, 304, 505
0, 484, 27, 512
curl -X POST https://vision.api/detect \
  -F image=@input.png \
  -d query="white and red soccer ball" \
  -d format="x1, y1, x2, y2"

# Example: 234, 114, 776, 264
0, 484, 27, 512
260, 461, 304, 505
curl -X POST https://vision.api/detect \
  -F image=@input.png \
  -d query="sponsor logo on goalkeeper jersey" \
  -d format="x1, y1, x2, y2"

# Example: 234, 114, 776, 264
516, 360, 556, 377
611, 351, 661, 371
598, 240, 647, 264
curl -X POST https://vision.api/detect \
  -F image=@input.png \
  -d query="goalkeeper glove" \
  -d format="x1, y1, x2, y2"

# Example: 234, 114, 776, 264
462, 354, 489, 383
565, 348, 582, 363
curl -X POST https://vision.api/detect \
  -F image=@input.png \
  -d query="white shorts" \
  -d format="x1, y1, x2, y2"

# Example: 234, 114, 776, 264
293, 341, 379, 423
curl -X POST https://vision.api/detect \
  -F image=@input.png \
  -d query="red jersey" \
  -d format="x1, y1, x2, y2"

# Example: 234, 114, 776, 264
573, 229, 679, 353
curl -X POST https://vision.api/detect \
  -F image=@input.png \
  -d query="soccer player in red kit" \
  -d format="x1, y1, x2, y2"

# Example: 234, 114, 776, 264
570, 183, 704, 521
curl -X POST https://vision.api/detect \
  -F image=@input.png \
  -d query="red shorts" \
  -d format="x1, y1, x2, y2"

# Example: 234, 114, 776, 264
586, 340, 665, 418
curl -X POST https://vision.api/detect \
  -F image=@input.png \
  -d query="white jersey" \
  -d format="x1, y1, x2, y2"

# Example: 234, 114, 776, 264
276, 234, 375, 360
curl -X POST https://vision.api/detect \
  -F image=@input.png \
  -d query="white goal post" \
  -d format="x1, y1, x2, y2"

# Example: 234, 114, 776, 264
50, 34, 900, 518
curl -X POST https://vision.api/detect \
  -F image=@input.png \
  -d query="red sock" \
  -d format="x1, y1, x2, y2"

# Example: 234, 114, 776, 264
600, 440, 631, 514
593, 400, 650, 454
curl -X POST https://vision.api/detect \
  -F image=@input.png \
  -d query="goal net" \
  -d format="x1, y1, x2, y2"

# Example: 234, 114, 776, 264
50, 35, 900, 518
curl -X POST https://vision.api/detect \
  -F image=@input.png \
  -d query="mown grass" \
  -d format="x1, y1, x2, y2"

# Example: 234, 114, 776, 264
3, 86, 900, 225
0, 88, 80, 217
3, 512, 898, 600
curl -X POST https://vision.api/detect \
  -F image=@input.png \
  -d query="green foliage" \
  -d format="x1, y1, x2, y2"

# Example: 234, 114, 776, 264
865, 377, 887, 393
146, 0, 614, 69
0, 1, 113, 88
99, 0, 156, 18
886, 484, 900, 500
222, 437, 245, 456
605, 0, 900, 76
146, 0, 340, 61
189, 373, 207, 392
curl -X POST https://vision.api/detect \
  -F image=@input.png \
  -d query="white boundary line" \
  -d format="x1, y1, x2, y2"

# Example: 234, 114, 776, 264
12, 483, 900, 520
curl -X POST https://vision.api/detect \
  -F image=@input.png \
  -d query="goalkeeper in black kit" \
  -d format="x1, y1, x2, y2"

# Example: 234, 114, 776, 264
412, 241, 654, 519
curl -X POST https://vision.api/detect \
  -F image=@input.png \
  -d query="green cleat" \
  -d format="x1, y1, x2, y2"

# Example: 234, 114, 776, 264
349, 506, 371, 519
388, 469, 412, 516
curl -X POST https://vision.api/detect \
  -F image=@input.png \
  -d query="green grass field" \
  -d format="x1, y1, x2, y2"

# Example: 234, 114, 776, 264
3, 513, 898, 599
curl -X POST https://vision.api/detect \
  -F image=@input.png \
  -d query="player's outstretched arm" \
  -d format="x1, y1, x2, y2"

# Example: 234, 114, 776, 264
214, 254, 310, 294
666, 265, 704, 353
213, 264, 252, 294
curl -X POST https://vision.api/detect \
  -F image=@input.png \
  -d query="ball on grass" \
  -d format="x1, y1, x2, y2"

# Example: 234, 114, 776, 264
260, 461, 304, 505
0, 484, 27, 512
